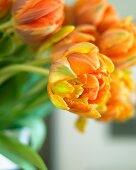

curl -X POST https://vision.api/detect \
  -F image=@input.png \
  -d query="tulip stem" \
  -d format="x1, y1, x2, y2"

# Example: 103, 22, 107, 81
0, 64, 49, 85
0, 19, 13, 30
28, 58, 51, 66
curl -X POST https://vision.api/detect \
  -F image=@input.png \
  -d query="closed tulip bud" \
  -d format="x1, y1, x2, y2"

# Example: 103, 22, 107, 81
99, 70, 134, 122
98, 17, 136, 67
13, 0, 64, 43
0, 0, 12, 19
48, 42, 114, 118
73, 0, 119, 32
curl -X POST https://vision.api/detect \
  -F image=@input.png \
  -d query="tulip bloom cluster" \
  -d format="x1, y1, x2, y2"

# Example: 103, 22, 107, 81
2, 0, 135, 131
57, 0, 135, 129
1, 1, 136, 168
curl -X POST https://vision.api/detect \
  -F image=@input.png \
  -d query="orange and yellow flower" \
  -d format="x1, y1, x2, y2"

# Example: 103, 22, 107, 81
13, 0, 64, 43
73, 0, 119, 32
99, 70, 134, 122
48, 42, 114, 118
0, 0, 12, 19
97, 17, 136, 67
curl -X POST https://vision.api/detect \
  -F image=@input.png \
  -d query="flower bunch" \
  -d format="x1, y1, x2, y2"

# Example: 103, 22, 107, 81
61, 0, 136, 131
0, 0, 136, 168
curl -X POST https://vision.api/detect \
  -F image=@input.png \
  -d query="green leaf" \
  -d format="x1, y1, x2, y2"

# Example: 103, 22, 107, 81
0, 133, 48, 170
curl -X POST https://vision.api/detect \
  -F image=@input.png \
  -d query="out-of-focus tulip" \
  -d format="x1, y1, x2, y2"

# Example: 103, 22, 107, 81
0, 0, 12, 19
73, 0, 119, 32
55, 25, 97, 47
98, 17, 136, 67
48, 42, 114, 118
99, 70, 134, 121
52, 25, 97, 61
13, 0, 64, 43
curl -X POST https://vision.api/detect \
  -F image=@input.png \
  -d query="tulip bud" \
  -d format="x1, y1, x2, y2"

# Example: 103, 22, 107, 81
12, 0, 64, 43
48, 42, 114, 118
73, 0, 119, 32
0, 0, 12, 19
98, 17, 136, 67
99, 70, 134, 121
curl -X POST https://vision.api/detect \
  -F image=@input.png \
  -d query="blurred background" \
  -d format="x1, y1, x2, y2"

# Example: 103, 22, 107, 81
43, 1, 136, 170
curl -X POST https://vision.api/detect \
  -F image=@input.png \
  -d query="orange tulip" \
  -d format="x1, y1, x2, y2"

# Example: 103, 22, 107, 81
13, 0, 64, 43
55, 25, 97, 46
48, 42, 114, 118
97, 17, 136, 67
0, 0, 12, 19
73, 0, 119, 32
99, 70, 134, 122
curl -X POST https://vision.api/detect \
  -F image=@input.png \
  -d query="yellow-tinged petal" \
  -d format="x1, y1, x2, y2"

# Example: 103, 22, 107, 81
49, 57, 76, 84
99, 54, 114, 73
83, 109, 101, 118
73, 85, 84, 98
65, 42, 98, 56
51, 81, 74, 94
50, 94, 69, 110
75, 116, 87, 132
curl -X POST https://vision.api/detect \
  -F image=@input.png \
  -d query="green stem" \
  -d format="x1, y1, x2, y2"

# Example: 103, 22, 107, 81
28, 58, 51, 66
0, 64, 49, 85
0, 19, 13, 30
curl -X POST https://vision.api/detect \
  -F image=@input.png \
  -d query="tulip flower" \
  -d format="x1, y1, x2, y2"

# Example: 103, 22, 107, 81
55, 25, 97, 47
0, 0, 12, 19
98, 17, 136, 67
48, 42, 114, 118
73, 0, 119, 32
12, 0, 64, 43
99, 70, 134, 121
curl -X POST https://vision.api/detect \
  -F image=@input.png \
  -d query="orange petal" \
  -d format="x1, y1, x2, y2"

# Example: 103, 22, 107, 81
83, 74, 99, 88
67, 53, 100, 75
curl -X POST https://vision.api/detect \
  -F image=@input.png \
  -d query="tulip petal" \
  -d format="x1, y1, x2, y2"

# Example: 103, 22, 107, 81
86, 109, 101, 118
99, 54, 114, 73
65, 42, 98, 56
83, 74, 99, 88
73, 85, 84, 98
67, 53, 100, 75
75, 116, 87, 132
51, 81, 74, 94
50, 94, 69, 110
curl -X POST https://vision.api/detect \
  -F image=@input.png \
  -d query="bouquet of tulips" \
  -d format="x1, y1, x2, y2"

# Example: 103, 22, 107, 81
0, 0, 136, 169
